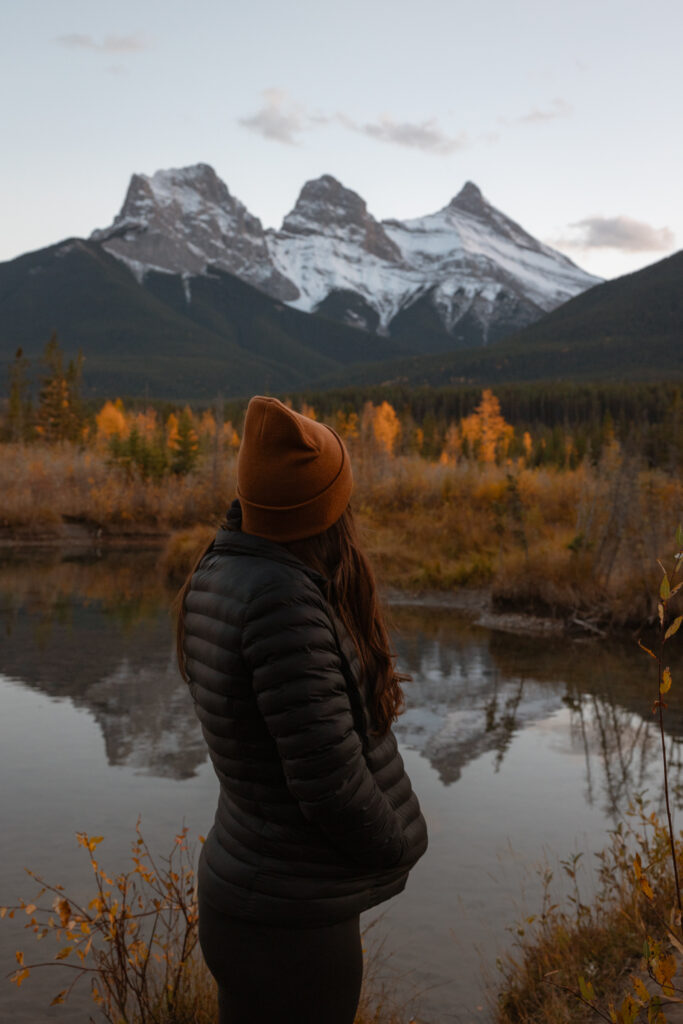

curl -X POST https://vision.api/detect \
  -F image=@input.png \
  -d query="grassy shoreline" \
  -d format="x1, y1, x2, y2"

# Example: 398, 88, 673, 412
1, 441, 681, 630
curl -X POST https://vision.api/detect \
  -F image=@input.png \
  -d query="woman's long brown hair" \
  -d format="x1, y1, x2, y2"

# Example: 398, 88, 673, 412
175, 504, 406, 734
286, 506, 407, 734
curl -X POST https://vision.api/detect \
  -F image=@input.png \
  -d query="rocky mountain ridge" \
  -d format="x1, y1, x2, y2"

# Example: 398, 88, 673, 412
91, 164, 601, 347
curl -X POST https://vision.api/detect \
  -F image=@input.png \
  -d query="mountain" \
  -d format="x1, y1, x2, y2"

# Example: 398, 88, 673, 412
92, 164, 601, 348
318, 250, 683, 388
0, 238, 407, 398
91, 164, 297, 302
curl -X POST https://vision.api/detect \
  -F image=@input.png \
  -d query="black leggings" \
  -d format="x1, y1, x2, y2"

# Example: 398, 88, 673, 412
198, 894, 363, 1024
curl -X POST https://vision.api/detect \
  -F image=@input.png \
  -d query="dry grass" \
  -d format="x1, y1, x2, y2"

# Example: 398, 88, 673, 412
2, 441, 683, 625
0, 443, 236, 535
495, 803, 683, 1023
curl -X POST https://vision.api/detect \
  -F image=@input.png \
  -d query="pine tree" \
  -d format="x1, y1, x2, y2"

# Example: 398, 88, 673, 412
36, 334, 85, 443
36, 334, 68, 442
169, 407, 199, 475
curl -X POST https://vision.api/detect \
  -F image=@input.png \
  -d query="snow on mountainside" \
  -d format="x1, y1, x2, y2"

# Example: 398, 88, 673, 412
91, 164, 601, 346
91, 164, 297, 301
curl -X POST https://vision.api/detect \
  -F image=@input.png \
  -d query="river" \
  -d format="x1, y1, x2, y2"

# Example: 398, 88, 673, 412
1, 548, 681, 1023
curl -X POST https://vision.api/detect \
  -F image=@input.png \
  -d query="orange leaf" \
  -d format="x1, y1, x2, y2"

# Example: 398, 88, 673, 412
15, 950, 24, 966
12, 968, 30, 987
54, 898, 71, 927
638, 639, 658, 660
50, 990, 67, 1006
55, 946, 72, 960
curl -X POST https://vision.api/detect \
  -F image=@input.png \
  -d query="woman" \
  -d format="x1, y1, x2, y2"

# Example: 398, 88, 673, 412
177, 396, 428, 1024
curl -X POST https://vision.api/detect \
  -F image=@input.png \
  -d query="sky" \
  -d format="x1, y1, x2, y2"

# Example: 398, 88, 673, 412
1, 0, 681, 281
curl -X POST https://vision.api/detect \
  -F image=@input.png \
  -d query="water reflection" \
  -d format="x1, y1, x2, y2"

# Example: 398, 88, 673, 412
391, 606, 683, 818
1, 553, 682, 812
0, 550, 205, 779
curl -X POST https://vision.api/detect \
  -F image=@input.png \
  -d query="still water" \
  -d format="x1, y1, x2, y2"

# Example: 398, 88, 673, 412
1, 549, 682, 1023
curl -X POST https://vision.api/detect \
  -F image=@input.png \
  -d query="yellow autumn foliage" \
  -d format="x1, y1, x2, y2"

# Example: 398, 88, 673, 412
372, 401, 401, 457
460, 389, 514, 463
95, 400, 128, 442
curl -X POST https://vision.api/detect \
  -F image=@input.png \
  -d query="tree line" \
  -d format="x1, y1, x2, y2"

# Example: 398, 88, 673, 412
4, 336, 683, 472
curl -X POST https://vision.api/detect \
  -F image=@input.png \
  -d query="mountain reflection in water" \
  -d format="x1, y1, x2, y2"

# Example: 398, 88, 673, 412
0, 550, 207, 779
1, 551, 682, 817
390, 606, 683, 818
4, 550, 683, 1023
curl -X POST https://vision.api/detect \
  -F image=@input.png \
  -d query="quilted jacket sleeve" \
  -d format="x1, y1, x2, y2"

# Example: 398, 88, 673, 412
242, 580, 406, 870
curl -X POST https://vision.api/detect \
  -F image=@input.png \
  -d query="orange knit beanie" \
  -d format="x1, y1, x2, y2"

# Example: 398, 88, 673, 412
236, 396, 353, 542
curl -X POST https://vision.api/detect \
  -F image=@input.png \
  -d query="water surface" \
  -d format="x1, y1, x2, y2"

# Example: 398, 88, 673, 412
1, 550, 681, 1023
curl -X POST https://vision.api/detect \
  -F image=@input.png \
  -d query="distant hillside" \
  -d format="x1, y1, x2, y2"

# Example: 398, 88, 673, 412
0, 239, 407, 398
323, 250, 683, 388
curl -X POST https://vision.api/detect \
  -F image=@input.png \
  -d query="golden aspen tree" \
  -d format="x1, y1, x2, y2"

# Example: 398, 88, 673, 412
372, 401, 401, 456
95, 399, 129, 442
460, 389, 513, 463
166, 412, 180, 450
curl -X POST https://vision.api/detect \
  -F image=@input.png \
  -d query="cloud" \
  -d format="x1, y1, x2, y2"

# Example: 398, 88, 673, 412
56, 33, 148, 53
239, 89, 309, 145
498, 98, 572, 128
554, 216, 675, 252
518, 98, 572, 123
349, 115, 467, 155
239, 90, 465, 155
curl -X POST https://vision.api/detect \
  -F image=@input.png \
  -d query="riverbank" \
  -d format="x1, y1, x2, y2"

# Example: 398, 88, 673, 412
1, 442, 681, 631
495, 805, 683, 1023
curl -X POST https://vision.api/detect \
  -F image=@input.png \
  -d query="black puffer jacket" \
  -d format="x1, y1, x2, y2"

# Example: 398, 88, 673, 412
182, 520, 428, 927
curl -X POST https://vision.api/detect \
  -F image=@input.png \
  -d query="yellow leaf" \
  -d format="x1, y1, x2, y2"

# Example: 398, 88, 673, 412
12, 968, 30, 987
0, 907, 6, 918
50, 991, 67, 1006
88, 836, 104, 853
24, 903, 36, 915
632, 975, 649, 1002
633, 854, 642, 879
661, 576, 671, 600
640, 877, 654, 900
661, 667, 672, 694
55, 946, 72, 960
16, 950, 24, 966
665, 616, 683, 641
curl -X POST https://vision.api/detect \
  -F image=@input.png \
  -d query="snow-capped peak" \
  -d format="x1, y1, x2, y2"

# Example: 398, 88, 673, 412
91, 163, 298, 300
279, 175, 402, 264
91, 164, 602, 346
448, 180, 488, 216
